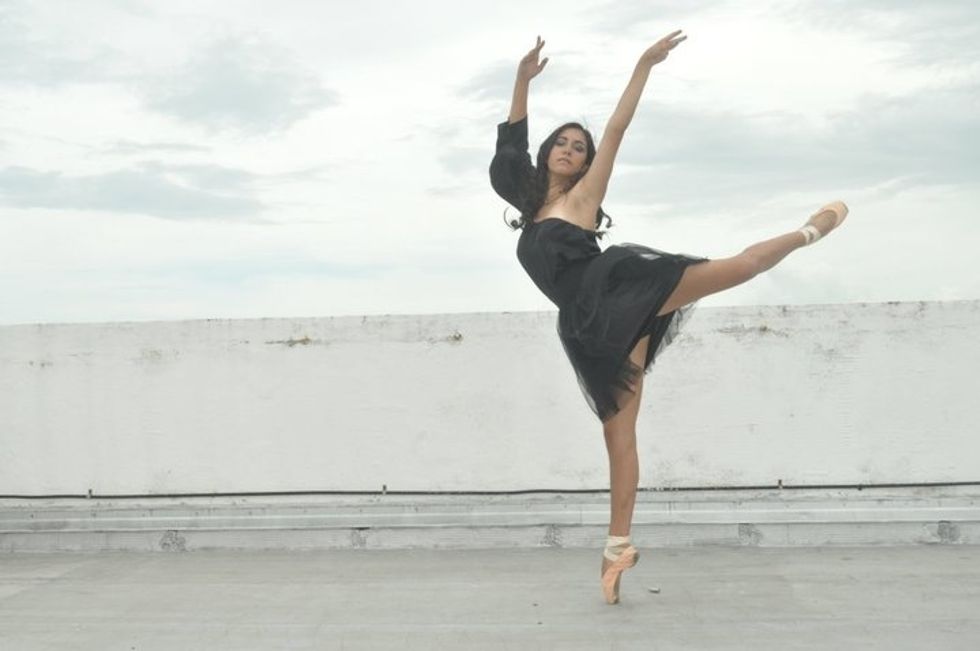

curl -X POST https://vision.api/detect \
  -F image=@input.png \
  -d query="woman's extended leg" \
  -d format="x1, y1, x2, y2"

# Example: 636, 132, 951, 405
657, 203, 846, 315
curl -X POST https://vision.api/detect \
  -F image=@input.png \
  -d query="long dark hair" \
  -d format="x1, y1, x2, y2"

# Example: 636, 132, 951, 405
504, 122, 613, 238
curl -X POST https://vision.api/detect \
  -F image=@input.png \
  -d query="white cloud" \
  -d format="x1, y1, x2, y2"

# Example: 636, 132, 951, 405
0, 163, 262, 219
0, 0, 977, 326
142, 36, 339, 133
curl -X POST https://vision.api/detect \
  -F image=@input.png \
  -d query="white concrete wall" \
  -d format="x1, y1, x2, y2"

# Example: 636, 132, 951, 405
1, 301, 977, 496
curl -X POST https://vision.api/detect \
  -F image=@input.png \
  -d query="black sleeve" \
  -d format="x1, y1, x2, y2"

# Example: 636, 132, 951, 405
489, 117, 534, 212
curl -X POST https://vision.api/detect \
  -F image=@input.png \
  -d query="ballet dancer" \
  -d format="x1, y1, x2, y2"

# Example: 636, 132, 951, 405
490, 31, 848, 604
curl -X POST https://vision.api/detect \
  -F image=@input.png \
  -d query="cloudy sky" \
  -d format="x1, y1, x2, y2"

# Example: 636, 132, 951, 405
1, 0, 978, 326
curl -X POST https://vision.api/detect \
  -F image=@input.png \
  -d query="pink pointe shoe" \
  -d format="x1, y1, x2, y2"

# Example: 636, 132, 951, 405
798, 200, 849, 245
601, 544, 639, 605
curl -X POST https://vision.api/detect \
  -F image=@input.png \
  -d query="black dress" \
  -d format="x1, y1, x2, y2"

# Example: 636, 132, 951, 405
490, 116, 709, 423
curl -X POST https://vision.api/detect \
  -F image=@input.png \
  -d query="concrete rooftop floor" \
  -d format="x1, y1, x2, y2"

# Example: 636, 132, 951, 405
1, 545, 979, 650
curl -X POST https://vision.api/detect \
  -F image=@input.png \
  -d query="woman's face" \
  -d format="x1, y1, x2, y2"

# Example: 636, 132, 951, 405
547, 128, 589, 178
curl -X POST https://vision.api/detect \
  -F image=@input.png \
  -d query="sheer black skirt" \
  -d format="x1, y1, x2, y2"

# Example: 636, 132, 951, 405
556, 242, 708, 423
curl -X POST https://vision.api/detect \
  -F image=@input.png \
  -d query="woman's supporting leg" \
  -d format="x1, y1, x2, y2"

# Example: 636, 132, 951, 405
602, 334, 648, 537
657, 205, 845, 316
599, 334, 649, 602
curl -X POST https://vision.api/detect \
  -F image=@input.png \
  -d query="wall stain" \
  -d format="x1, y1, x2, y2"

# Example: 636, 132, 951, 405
937, 521, 961, 544
542, 524, 563, 548
716, 324, 789, 339
159, 530, 187, 552
426, 330, 464, 345
135, 349, 180, 364
738, 523, 763, 546
350, 528, 368, 549
141, 349, 163, 362
263, 330, 463, 347
812, 343, 840, 360
264, 336, 328, 347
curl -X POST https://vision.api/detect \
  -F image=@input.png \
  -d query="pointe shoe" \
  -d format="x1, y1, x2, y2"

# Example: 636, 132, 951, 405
798, 200, 849, 245
601, 545, 639, 605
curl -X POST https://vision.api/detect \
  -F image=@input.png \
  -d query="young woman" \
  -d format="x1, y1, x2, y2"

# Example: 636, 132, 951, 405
489, 32, 847, 604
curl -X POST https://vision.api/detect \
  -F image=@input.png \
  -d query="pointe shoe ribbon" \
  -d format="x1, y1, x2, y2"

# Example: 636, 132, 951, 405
799, 200, 849, 245
601, 544, 639, 605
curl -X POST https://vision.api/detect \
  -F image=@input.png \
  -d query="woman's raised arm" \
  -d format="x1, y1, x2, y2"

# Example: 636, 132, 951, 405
491, 37, 549, 210
509, 36, 549, 124
576, 30, 687, 206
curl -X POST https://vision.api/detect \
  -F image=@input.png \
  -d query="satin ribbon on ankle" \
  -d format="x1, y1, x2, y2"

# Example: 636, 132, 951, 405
798, 224, 822, 245
604, 535, 632, 561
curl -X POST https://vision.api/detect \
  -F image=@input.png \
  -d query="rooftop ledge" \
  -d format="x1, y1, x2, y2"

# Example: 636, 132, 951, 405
3, 485, 979, 552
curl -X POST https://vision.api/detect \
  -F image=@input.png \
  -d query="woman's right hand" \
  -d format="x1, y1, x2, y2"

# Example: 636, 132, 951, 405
640, 30, 687, 68
517, 36, 549, 81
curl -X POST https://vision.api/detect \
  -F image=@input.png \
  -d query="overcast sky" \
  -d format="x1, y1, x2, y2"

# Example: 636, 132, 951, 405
1, 0, 978, 326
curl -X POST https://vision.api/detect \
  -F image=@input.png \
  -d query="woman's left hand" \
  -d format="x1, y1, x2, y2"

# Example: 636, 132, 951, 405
640, 30, 687, 67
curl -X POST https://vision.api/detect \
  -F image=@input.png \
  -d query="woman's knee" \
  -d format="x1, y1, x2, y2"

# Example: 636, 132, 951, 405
603, 423, 637, 455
